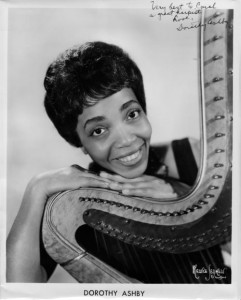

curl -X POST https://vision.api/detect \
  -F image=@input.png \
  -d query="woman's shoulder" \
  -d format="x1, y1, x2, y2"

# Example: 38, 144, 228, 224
150, 137, 200, 181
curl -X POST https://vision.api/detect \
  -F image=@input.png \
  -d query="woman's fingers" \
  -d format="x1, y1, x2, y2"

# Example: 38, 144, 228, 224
101, 174, 177, 199
70, 167, 112, 183
122, 188, 177, 199
48, 167, 176, 200
106, 178, 176, 199
81, 177, 110, 189
44, 166, 112, 195
99, 172, 156, 183
120, 180, 173, 193
70, 170, 112, 189
108, 181, 123, 190
99, 172, 135, 182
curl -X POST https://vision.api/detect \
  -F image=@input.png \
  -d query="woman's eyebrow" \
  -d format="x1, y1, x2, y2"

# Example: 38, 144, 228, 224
83, 100, 139, 129
84, 116, 105, 129
120, 99, 139, 111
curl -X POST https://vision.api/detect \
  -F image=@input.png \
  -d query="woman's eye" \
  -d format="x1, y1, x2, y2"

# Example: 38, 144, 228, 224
92, 128, 106, 136
127, 109, 140, 120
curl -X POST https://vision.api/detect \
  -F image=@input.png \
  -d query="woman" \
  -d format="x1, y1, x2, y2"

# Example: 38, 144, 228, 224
7, 41, 230, 283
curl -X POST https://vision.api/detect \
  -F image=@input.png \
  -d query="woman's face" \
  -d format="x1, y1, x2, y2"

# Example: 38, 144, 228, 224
76, 88, 152, 178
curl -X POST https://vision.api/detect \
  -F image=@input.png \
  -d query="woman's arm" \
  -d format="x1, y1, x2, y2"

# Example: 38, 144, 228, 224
7, 167, 111, 282
7, 181, 51, 282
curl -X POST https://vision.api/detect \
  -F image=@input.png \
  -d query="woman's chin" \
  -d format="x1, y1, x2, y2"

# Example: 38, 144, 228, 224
113, 162, 148, 179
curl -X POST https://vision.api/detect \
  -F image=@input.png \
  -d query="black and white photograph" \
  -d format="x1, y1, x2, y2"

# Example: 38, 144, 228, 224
1, 0, 240, 298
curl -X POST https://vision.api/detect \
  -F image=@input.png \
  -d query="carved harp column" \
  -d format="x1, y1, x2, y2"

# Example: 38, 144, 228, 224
42, 9, 233, 283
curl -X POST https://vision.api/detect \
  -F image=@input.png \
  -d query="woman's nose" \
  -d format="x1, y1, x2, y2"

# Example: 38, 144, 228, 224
114, 126, 137, 148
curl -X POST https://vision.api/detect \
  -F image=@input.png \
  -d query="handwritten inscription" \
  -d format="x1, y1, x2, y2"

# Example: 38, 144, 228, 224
149, 1, 230, 31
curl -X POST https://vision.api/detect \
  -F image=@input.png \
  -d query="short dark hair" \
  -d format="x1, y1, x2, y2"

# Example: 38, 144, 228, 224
44, 41, 146, 147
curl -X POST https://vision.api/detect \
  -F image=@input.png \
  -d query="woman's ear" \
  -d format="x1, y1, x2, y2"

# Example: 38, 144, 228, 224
81, 147, 88, 155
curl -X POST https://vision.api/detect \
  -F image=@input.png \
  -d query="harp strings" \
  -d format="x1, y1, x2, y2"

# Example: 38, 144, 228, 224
94, 227, 227, 283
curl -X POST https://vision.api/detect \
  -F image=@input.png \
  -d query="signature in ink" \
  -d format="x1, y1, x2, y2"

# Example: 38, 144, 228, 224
176, 17, 229, 31
192, 264, 227, 281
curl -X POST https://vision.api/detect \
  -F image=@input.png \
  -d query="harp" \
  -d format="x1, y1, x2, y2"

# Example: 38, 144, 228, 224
42, 9, 233, 283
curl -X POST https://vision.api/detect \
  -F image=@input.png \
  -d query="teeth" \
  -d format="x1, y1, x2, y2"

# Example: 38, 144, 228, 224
119, 150, 140, 162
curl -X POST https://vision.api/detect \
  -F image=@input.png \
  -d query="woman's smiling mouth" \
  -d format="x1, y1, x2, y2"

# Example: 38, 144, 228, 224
115, 144, 144, 166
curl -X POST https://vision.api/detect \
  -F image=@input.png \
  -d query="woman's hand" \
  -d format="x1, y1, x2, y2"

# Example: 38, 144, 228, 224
100, 172, 177, 199
28, 165, 110, 199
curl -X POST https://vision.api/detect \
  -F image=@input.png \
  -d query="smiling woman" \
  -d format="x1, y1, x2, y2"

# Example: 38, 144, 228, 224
6, 40, 187, 283
76, 88, 152, 179
43, 41, 176, 198
43, 41, 181, 200
6, 6, 233, 285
